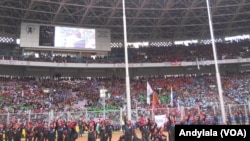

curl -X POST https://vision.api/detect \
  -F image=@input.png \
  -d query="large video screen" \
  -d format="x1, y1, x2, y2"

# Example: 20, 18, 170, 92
54, 26, 96, 49
20, 22, 110, 51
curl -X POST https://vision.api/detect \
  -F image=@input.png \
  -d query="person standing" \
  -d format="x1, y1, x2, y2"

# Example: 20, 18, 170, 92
25, 122, 34, 141
139, 116, 145, 138
48, 123, 56, 141
99, 121, 106, 141
95, 121, 100, 139
227, 113, 232, 125
234, 112, 240, 125
166, 115, 175, 141
56, 122, 64, 141
123, 120, 135, 141
70, 121, 78, 141
0, 124, 4, 141
65, 122, 73, 141
5, 123, 14, 141
78, 121, 83, 137
43, 125, 49, 141
13, 123, 22, 141
213, 113, 219, 125
105, 120, 113, 141
33, 122, 44, 141
149, 119, 157, 140
248, 112, 250, 125
141, 120, 150, 141
87, 124, 96, 141
240, 111, 245, 125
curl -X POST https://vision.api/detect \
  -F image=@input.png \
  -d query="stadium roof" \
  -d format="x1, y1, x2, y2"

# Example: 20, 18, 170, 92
0, 0, 250, 42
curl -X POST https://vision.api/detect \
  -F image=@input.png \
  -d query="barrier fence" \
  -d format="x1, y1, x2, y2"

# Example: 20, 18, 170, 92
0, 102, 249, 125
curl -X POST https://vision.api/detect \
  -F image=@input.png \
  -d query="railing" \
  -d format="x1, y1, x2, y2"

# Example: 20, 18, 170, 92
0, 102, 249, 125
1, 55, 250, 68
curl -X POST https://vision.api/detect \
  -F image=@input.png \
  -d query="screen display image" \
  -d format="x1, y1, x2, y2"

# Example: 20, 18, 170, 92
39, 26, 55, 46
55, 27, 96, 49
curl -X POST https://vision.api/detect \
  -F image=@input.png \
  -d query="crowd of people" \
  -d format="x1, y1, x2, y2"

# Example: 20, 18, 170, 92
0, 118, 79, 141
0, 39, 250, 63
0, 115, 166, 141
0, 110, 249, 141
0, 72, 249, 124
0, 40, 250, 141
0, 73, 250, 112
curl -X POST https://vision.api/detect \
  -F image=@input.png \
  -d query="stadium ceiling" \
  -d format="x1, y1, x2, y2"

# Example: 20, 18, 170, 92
0, 0, 250, 42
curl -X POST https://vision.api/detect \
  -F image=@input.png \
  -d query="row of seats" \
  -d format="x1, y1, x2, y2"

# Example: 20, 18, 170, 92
0, 40, 249, 63
0, 72, 249, 114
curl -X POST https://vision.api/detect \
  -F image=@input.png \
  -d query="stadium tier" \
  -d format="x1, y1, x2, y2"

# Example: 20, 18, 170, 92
0, 2, 250, 141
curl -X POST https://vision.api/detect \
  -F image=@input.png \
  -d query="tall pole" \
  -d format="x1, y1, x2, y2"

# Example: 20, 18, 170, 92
206, 0, 226, 124
122, 0, 132, 120
100, 88, 107, 119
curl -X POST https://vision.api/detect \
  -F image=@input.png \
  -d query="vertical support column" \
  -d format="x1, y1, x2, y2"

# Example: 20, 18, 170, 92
51, 50, 54, 57
79, 51, 82, 58
244, 104, 247, 125
228, 104, 232, 116
28, 110, 31, 122
48, 111, 51, 125
152, 107, 154, 120
51, 110, 54, 122
7, 112, 10, 124
180, 106, 185, 120
85, 109, 88, 121
67, 111, 70, 122
22, 48, 25, 56
248, 101, 250, 113
120, 108, 123, 132
213, 105, 217, 117
104, 95, 106, 119
135, 101, 138, 122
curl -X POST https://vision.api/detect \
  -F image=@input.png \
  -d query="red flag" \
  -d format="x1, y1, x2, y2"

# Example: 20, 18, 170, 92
152, 92, 159, 107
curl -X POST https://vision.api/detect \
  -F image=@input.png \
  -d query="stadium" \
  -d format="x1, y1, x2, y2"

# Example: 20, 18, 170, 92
0, 0, 250, 141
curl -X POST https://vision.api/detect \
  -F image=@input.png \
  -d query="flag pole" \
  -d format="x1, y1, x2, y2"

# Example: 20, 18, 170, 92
122, 0, 132, 120
206, 0, 226, 124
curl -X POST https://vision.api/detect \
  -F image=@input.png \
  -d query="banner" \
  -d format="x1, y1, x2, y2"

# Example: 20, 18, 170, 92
154, 115, 168, 128
170, 61, 182, 66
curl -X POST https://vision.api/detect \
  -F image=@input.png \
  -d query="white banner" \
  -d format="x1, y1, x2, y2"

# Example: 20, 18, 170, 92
155, 115, 168, 128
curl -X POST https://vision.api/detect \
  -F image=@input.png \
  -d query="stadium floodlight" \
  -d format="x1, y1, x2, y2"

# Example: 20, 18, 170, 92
122, 0, 132, 121
206, 0, 226, 124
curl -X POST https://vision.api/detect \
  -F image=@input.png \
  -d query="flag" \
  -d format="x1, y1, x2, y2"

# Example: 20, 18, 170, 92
147, 81, 153, 105
152, 92, 159, 107
170, 87, 173, 107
